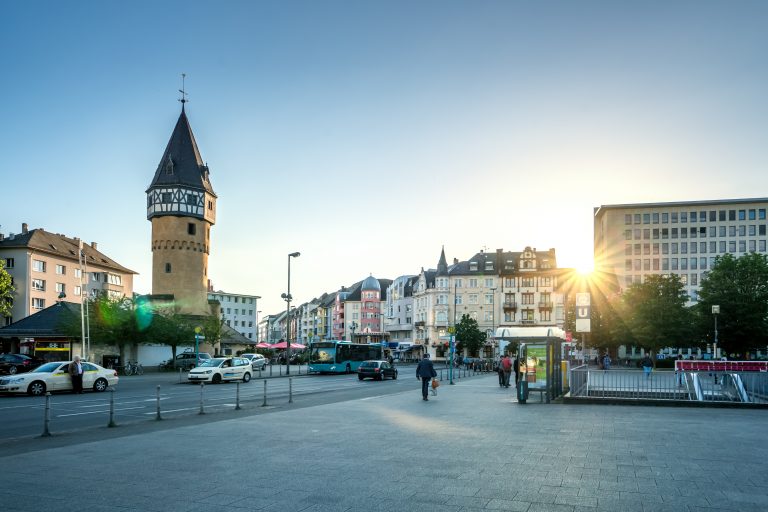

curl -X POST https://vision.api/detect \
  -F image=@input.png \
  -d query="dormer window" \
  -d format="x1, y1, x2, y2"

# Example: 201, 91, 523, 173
164, 156, 174, 175
485, 261, 493, 271
469, 262, 478, 271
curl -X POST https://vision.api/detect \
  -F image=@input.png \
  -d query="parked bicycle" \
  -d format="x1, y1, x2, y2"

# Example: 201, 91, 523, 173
123, 361, 144, 376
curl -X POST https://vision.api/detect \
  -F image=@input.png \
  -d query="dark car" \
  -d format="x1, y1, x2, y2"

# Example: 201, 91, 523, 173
0, 354, 46, 375
357, 360, 398, 381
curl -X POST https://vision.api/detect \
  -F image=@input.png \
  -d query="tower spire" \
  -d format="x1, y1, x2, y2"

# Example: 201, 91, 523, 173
178, 73, 189, 110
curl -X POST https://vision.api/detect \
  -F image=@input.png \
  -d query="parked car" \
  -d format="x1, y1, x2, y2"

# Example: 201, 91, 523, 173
357, 360, 398, 381
173, 352, 212, 370
187, 357, 252, 384
241, 353, 267, 371
0, 354, 46, 375
0, 361, 119, 396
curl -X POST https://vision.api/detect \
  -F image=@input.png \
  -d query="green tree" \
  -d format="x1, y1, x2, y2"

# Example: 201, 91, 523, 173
0, 260, 14, 318
144, 308, 196, 358
695, 253, 768, 354
201, 313, 223, 354
455, 314, 486, 356
617, 274, 693, 352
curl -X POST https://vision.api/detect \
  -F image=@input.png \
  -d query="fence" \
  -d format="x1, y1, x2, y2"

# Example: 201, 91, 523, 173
569, 367, 768, 403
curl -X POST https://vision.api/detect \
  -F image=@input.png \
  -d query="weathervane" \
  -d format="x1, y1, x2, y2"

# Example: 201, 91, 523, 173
178, 73, 189, 106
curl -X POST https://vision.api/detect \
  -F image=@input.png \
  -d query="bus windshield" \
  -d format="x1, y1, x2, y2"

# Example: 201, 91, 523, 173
309, 345, 337, 364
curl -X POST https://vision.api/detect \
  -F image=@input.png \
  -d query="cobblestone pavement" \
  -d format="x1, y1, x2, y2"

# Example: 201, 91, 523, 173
1, 373, 766, 511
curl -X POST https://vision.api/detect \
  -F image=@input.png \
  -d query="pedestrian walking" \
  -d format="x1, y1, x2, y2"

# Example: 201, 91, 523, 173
416, 353, 437, 401
602, 352, 612, 370
69, 355, 84, 394
641, 353, 653, 379
497, 356, 505, 387
513, 354, 520, 387
501, 354, 513, 388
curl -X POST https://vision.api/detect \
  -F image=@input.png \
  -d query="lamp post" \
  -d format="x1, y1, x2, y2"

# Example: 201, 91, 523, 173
253, 295, 261, 344
283, 252, 300, 375
450, 281, 457, 385
712, 305, 720, 359
490, 286, 497, 359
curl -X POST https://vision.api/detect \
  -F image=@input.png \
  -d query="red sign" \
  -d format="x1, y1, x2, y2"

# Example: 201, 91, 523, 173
565, 332, 572, 342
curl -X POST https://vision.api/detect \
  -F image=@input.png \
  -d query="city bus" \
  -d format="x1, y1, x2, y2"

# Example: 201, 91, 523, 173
308, 341, 385, 374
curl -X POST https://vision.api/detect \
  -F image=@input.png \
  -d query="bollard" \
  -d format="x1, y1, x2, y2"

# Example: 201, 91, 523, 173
262, 380, 268, 407
108, 389, 117, 427
178, 367, 182, 383
198, 382, 205, 415
289, 377, 293, 403
41, 392, 52, 437
235, 382, 241, 410
270, 364, 273, 377
155, 385, 162, 421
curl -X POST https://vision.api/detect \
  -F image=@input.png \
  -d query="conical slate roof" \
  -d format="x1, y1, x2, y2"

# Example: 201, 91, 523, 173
437, 246, 448, 276
146, 107, 216, 196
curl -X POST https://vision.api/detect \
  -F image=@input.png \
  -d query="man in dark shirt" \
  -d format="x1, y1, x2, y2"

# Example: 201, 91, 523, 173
416, 354, 437, 401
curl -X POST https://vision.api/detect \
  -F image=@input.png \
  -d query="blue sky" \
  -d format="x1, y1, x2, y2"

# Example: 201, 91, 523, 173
2, 1, 767, 316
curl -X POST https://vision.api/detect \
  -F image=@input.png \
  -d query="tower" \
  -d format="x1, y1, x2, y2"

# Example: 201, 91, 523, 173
146, 102, 217, 316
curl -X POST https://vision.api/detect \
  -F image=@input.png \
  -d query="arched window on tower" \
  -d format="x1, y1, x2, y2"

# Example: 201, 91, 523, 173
165, 263, 172, 273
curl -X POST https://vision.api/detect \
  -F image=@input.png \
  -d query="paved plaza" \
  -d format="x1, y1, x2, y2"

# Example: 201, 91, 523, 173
1, 373, 766, 512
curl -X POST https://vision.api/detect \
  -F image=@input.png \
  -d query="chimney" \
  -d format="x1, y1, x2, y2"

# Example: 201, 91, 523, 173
22, 223, 28, 234
91, 242, 98, 250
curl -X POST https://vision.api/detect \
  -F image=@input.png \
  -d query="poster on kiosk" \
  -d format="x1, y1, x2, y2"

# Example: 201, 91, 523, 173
495, 327, 565, 404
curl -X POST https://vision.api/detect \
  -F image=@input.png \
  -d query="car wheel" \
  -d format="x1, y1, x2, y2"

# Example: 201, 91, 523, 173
379, 373, 385, 381
28, 381, 46, 396
93, 378, 108, 392
358, 375, 364, 381
393, 371, 398, 380
243, 372, 251, 383
8, 366, 18, 375
212, 374, 222, 384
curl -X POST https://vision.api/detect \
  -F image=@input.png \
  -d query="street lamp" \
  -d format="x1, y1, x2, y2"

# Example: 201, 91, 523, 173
284, 252, 300, 374
490, 286, 497, 359
450, 281, 457, 385
712, 305, 720, 359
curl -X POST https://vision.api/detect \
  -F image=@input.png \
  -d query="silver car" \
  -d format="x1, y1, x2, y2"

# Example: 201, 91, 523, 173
241, 353, 267, 371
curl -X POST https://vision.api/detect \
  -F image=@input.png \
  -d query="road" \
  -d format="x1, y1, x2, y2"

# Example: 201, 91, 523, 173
0, 364, 480, 442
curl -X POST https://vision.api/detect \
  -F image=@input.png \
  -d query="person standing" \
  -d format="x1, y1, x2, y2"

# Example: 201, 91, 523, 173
513, 354, 520, 388
69, 355, 84, 394
641, 353, 653, 379
416, 353, 437, 401
501, 354, 513, 388
497, 356, 505, 387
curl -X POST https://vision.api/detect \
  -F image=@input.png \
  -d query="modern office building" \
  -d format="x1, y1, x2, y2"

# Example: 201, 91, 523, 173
0, 223, 136, 327
594, 198, 768, 302
207, 291, 259, 341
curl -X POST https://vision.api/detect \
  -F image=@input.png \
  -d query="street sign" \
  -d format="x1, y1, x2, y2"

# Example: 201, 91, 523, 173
447, 327, 455, 334
575, 293, 591, 333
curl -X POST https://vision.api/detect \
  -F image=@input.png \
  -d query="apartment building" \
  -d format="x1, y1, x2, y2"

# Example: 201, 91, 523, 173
0, 223, 136, 326
594, 198, 768, 302
207, 291, 259, 341
384, 275, 417, 348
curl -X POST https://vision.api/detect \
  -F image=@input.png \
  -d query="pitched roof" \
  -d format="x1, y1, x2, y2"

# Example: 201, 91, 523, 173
0, 301, 80, 338
147, 108, 216, 196
0, 228, 136, 274
437, 246, 448, 276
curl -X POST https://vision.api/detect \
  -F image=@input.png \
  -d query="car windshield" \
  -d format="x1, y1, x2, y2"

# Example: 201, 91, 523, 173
32, 362, 64, 373
199, 358, 226, 367
360, 362, 378, 368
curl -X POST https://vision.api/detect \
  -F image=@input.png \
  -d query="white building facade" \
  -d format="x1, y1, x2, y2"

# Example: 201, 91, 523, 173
208, 291, 259, 341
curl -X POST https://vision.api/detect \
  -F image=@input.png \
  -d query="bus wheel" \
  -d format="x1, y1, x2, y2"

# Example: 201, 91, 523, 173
346, 364, 351, 374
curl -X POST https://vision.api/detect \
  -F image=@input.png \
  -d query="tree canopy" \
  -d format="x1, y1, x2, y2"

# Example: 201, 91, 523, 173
455, 314, 486, 356
0, 260, 13, 318
695, 253, 768, 354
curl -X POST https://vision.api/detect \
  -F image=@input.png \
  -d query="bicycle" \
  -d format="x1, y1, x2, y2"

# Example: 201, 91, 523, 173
123, 361, 144, 376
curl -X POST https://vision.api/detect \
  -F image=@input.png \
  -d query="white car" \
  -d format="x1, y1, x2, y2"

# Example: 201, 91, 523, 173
0, 361, 119, 396
241, 353, 267, 371
187, 357, 252, 384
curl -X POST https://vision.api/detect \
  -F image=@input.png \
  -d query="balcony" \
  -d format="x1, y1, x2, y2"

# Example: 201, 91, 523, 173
502, 301, 517, 311
521, 319, 535, 325
538, 302, 553, 310
414, 321, 425, 328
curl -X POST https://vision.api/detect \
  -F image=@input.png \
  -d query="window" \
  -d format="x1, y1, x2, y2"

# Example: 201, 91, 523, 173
719, 241, 726, 253
681, 258, 688, 270
625, 259, 632, 271
74, 285, 81, 296
634, 214, 641, 224
626, 275, 634, 286
749, 240, 756, 252
208, 200, 213, 210
634, 229, 641, 239
32, 279, 45, 291
652, 213, 659, 224
760, 240, 766, 252
165, 263, 172, 273
671, 258, 678, 270
738, 225, 746, 237
625, 229, 632, 240
719, 226, 726, 237
671, 243, 678, 254
700, 211, 706, 222
671, 212, 678, 223
3, 258, 13, 268
690, 211, 697, 223
74, 268, 82, 278
469, 294, 478, 305
709, 210, 717, 221
710, 241, 717, 253
719, 210, 726, 221
540, 310, 551, 322
484, 311, 492, 321
32, 298, 45, 310
484, 261, 493, 271
522, 293, 534, 305
55, 283, 65, 293
652, 259, 659, 270
541, 277, 552, 287
643, 243, 650, 255
162, 192, 172, 203
662, 228, 668, 239
625, 214, 632, 225
468, 278, 478, 288
643, 259, 650, 271
652, 243, 659, 255
484, 278, 494, 288
55, 264, 65, 275
758, 209, 765, 220
690, 243, 697, 254
437, 295, 448, 305
749, 225, 756, 236
484, 294, 493, 305
33, 260, 46, 272
662, 243, 669, 255
521, 277, 535, 287
729, 210, 736, 221
662, 258, 669, 271
662, 213, 669, 223
728, 226, 736, 237
455, 295, 463, 305
760, 225, 766, 236
691, 273, 698, 286
739, 210, 746, 221
652, 229, 659, 239
634, 243, 641, 255
188, 223, 196, 235
469, 261, 478, 271
643, 213, 650, 224
634, 259, 641, 271
671, 228, 678, 239
680, 212, 687, 223
691, 258, 698, 270
455, 279, 462, 288
643, 229, 650, 240
729, 241, 736, 253
504, 312, 513, 322
690, 227, 697, 239
739, 241, 746, 253
701, 257, 708, 269
749, 209, 756, 220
